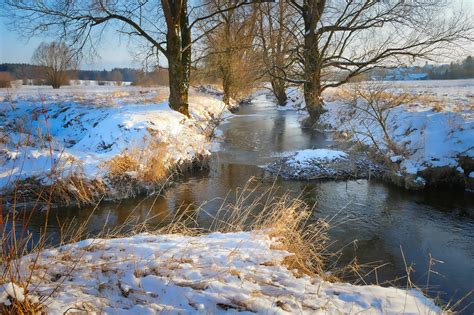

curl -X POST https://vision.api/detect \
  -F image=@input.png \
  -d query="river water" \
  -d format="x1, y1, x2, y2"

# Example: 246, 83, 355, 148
24, 92, 474, 313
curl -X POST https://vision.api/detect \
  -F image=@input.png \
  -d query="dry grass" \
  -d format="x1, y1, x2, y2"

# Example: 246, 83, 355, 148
106, 153, 141, 178
410, 94, 451, 112
0, 297, 44, 314
1, 177, 468, 313
325, 86, 355, 103
157, 179, 332, 279
3, 172, 107, 207
105, 140, 168, 185
51, 176, 107, 206
0, 86, 207, 208
328, 84, 465, 112
374, 91, 472, 113
111, 91, 131, 98
143, 91, 169, 104
432, 102, 443, 112
0, 171, 116, 313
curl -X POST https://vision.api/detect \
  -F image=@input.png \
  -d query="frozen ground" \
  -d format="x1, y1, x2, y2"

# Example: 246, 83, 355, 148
1, 231, 441, 314
0, 85, 230, 195
272, 80, 473, 187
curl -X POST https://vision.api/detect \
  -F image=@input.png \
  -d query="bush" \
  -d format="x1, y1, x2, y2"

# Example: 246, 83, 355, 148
0, 72, 13, 88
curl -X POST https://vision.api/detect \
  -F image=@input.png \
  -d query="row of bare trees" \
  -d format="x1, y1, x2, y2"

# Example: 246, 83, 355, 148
4, 0, 473, 122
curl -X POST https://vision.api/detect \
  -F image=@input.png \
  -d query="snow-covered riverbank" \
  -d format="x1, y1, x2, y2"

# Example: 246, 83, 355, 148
0, 85, 230, 203
268, 80, 474, 190
0, 231, 441, 314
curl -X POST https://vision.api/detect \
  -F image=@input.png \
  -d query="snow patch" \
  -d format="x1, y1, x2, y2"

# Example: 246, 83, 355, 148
288, 149, 348, 166
16, 231, 441, 314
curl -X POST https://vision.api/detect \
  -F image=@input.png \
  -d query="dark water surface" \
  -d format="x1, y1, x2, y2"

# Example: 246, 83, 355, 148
18, 93, 474, 313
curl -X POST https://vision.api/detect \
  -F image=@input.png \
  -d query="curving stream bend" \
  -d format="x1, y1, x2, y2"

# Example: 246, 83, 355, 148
24, 92, 474, 313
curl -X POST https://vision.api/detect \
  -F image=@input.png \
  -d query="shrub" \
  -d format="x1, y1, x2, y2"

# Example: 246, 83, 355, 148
0, 72, 13, 88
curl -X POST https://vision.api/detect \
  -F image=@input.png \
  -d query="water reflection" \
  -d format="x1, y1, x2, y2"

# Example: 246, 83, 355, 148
5, 94, 474, 313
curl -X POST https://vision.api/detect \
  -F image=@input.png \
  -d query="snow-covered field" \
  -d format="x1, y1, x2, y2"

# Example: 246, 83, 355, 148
0, 85, 230, 198
323, 81, 473, 175
277, 80, 474, 188
1, 231, 441, 314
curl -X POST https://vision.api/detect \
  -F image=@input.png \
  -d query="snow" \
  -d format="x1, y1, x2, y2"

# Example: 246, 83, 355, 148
390, 155, 403, 163
21, 80, 133, 87
6, 231, 441, 314
276, 87, 305, 111
400, 160, 419, 175
0, 85, 230, 191
265, 80, 473, 186
266, 150, 382, 180
287, 149, 348, 167
265, 149, 352, 179
320, 80, 474, 176
414, 176, 427, 185
0, 283, 26, 306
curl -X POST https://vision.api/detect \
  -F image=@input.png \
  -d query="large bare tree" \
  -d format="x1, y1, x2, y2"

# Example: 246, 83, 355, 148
5, 0, 249, 116
280, 0, 473, 122
32, 42, 77, 89
199, 0, 261, 105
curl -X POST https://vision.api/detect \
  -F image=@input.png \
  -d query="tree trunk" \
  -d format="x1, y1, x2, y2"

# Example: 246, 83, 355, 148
303, 34, 324, 122
301, 0, 326, 123
222, 76, 231, 106
273, 0, 287, 106
51, 79, 60, 89
271, 78, 287, 105
165, 0, 190, 117
49, 69, 61, 89
221, 63, 232, 106
221, 8, 233, 107
303, 65, 324, 122
180, 2, 191, 115
51, 77, 60, 89
168, 53, 189, 117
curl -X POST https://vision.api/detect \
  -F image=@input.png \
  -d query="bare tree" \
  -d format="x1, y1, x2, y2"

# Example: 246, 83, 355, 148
198, 0, 261, 105
5, 0, 250, 116
257, 1, 298, 106
281, 0, 473, 122
0, 72, 14, 88
346, 83, 414, 156
110, 70, 123, 86
32, 42, 77, 89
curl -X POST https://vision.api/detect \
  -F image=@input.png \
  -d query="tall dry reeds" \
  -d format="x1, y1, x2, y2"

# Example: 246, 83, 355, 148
157, 179, 332, 278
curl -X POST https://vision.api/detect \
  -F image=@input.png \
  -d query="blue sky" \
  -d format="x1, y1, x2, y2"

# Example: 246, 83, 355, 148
1, 1, 472, 70
0, 16, 137, 70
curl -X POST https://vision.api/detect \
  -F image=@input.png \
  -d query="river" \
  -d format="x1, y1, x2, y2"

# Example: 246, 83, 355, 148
22, 91, 474, 313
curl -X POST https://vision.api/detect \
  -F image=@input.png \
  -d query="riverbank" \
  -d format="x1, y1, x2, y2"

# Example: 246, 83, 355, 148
1, 83, 470, 313
0, 85, 231, 205
266, 80, 474, 191
1, 226, 441, 313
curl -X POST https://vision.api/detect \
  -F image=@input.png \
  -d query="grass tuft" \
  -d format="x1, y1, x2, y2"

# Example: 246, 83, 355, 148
105, 141, 168, 185
157, 180, 332, 279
